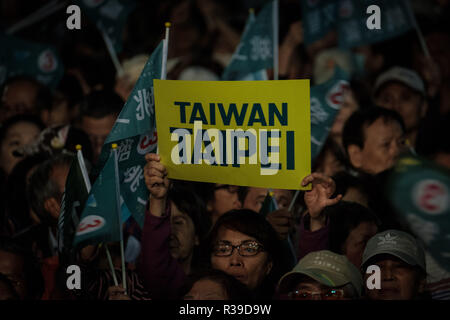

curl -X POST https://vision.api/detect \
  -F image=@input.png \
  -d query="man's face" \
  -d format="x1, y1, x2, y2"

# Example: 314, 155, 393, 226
210, 227, 272, 290
169, 203, 198, 262
350, 118, 405, 174
209, 185, 242, 224
243, 187, 293, 212
1, 81, 38, 122
343, 221, 378, 268
0, 250, 26, 299
184, 279, 228, 300
80, 115, 116, 163
364, 255, 425, 300
375, 82, 424, 132
287, 277, 352, 300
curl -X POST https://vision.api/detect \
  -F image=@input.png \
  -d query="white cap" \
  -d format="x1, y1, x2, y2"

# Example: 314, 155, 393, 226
374, 66, 425, 96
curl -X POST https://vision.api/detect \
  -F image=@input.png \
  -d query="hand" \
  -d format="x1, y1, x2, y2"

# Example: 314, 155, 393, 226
266, 209, 294, 240
144, 153, 169, 200
108, 286, 131, 300
301, 173, 342, 220
285, 21, 303, 47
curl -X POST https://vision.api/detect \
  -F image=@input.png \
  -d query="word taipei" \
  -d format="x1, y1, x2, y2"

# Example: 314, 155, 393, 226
170, 102, 295, 175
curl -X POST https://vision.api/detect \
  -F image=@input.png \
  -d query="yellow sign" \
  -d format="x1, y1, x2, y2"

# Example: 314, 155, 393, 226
154, 80, 311, 190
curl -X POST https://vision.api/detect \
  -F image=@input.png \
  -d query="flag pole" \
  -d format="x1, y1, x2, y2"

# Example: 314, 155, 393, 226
288, 190, 300, 212
105, 244, 119, 287
111, 143, 127, 292
101, 29, 125, 77
404, 0, 431, 59
272, 0, 279, 80
156, 23, 170, 155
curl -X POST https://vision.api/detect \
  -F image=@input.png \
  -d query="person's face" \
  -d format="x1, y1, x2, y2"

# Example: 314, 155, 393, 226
343, 221, 378, 268
243, 188, 293, 212
0, 250, 27, 299
209, 185, 242, 224
350, 118, 405, 174
169, 203, 198, 262
0, 121, 41, 175
47, 100, 70, 127
1, 81, 38, 122
80, 115, 116, 163
184, 279, 228, 300
375, 82, 425, 132
287, 277, 351, 300
210, 227, 272, 290
364, 255, 425, 300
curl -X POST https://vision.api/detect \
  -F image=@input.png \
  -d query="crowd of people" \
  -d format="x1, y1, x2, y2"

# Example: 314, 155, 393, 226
0, 0, 449, 300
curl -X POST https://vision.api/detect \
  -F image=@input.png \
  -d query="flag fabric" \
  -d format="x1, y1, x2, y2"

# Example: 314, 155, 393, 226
76, 0, 136, 53
0, 33, 63, 88
337, 0, 414, 49
73, 149, 121, 248
387, 155, 450, 272
301, 0, 414, 49
57, 151, 90, 258
95, 41, 163, 228
221, 1, 274, 80
310, 67, 350, 160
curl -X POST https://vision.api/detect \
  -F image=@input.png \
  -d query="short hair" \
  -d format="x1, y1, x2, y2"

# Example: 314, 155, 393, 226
0, 114, 44, 147
27, 153, 74, 224
79, 89, 123, 120
325, 201, 381, 254
342, 106, 406, 157
180, 268, 252, 300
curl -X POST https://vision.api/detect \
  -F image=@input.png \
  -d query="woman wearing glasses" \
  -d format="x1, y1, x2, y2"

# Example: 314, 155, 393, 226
205, 209, 285, 299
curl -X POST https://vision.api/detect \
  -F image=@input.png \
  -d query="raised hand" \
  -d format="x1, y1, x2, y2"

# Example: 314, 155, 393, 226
144, 153, 169, 200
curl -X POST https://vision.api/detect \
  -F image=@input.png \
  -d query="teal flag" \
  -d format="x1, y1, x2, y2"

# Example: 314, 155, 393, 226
310, 68, 350, 160
73, 150, 121, 248
337, 0, 414, 49
76, 0, 136, 53
301, 0, 337, 45
387, 155, 450, 271
58, 152, 89, 257
96, 41, 163, 228
221, 2, 274, 80
0, 34, 63, 88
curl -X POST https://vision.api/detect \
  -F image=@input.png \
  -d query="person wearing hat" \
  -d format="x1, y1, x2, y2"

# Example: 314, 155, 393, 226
361, 229, 427, 300
277, 250, 363, 300
374, 66, 428, 148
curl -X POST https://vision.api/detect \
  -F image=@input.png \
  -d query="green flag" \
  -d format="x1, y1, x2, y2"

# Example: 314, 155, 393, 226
76, 0, 136, 53
95, 41, 163, 228
57, 149, 90, 258
387, 155, 450, 271
221, 1, 274, 80
73, 149, 121, 248
310, 68, 350, 160
301, 0, 337, 45
0, 33, 63, 88
337, 0, 414, 49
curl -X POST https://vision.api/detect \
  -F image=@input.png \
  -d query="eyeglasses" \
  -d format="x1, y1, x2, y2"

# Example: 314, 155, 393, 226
212, 240, 265, 257
214, 184, 239, 194
287, 289, 345, 300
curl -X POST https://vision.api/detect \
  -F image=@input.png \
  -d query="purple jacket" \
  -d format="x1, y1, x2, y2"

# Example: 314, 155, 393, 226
138, 205, 186, 299
297, 213, 330, 261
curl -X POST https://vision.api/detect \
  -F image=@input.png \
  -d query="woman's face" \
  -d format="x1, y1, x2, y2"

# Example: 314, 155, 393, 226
210, 227, 272, 290
0, 121, 40, 175
184, 279, 228, 300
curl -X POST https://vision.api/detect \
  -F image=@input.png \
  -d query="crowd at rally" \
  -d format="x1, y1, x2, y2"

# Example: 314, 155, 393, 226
0, 0, 449, 301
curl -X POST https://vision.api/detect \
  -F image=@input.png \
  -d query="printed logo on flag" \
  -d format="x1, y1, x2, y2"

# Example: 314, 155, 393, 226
38, 50, 57, 73
326, 80, 349, 109
137, 131, 157, 155
75, 215, 105, 236
413, 180, 449, 215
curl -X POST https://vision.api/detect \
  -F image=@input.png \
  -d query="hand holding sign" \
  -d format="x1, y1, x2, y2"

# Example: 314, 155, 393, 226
144, 153, 169, 201
302, 172, 342, 230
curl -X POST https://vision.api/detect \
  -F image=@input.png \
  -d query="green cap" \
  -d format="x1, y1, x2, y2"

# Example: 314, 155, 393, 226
361, 230, 426, 271
278, 250, 364, 297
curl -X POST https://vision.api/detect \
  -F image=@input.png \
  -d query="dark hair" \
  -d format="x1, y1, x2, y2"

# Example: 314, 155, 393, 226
179, 268, 252, 300
0, 114, 44, 147
1, 75, 53, 114
27, 153, 74, 225
78, 89, 123, 120
325, 201, 381, 254
332, 171, 370, 200
0, 237, 44, 299
0, 272, 20, 300
342, 106, 406, 157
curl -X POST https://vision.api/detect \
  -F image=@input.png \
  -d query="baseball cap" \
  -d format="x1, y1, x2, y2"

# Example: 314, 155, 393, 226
374, 66, 425, 96
278, 250, 364, 297
361, 230, 426, 271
